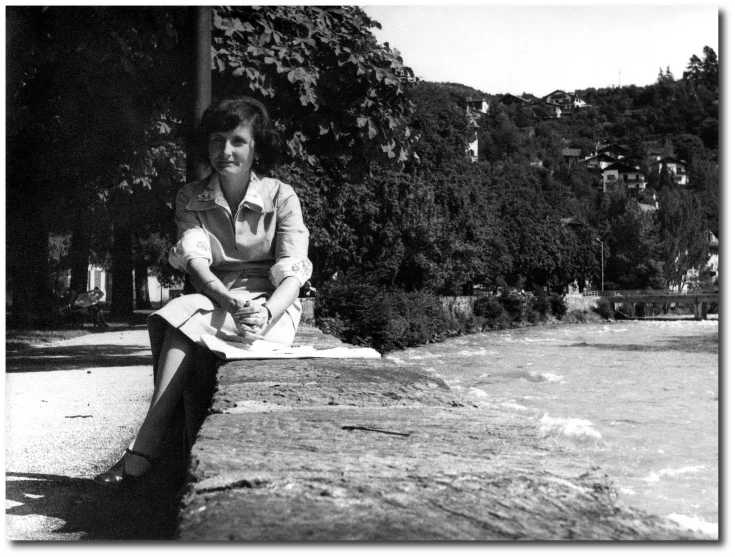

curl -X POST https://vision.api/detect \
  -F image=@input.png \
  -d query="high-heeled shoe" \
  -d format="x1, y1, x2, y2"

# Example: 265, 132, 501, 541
93, 448, 153, 489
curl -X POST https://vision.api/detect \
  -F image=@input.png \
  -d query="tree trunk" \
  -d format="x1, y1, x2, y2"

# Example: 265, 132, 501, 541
7, 212, 54, 327
69, 225, 91, 294
134, 261, 152, 310
111, 225, 135, 320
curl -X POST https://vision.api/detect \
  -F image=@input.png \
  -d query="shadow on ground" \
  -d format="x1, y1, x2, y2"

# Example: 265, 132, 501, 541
6, 467, 184, 540
5, 344, 153, 373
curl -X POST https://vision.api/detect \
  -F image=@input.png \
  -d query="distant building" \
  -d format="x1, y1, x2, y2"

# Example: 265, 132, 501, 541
595, 142, 629, 160
637, 203, 657, 213
562, 148, 581, 166
543, 90, 587, 112
600, 161, 647, 192
560, 216, 585, 228
582, 152, 618, 171
466, 98, 488, 162
466, 98, 489, 114
647, 155, 689, 186
532, 102, 562, 119
705, 231, 719, 280
498, 93, 531, 106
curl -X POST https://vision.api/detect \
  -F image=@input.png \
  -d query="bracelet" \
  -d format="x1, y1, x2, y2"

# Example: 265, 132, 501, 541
202, 278, 217, 293
263, 304, 273, 325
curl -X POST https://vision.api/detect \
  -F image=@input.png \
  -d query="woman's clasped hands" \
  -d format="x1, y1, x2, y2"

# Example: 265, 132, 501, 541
232, 299, 271, 340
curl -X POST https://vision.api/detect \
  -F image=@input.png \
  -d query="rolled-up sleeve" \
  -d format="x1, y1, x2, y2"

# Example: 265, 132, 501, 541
168, 187, 213, 271
269, 185, 312, 287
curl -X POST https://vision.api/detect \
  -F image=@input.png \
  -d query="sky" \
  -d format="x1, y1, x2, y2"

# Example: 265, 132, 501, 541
361, 3, 720, 97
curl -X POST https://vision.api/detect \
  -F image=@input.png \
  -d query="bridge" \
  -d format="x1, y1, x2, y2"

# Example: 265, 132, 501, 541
582, 289, 719, 320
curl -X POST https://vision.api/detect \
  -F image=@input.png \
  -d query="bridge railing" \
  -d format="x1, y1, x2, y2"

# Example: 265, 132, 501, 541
582, 289, 718, 298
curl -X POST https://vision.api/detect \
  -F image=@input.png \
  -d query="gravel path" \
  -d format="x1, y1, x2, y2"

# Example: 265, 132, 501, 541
5, 326, 181, 540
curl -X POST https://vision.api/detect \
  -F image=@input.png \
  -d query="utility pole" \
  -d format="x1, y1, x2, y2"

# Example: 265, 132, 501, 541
596, 238, 605, 292
186, 6, 212, 183
182, 6, 212, 298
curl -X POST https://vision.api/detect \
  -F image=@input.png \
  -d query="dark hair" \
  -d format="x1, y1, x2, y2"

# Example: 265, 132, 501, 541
195, 97, 282, 174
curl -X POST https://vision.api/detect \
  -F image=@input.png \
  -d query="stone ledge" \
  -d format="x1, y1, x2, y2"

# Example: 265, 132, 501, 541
177, 326, 708, 541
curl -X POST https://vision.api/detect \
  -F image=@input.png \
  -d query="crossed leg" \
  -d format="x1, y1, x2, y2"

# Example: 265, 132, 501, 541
123, 325, 197, 476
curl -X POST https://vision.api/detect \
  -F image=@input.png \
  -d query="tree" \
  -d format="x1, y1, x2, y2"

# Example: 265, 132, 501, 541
406, 82, 473, 172
684, 46, 719, 92
6, 6, 190, 324
656, 186, 710, 292
604, 200, 664, 290
211, 6, 416, 176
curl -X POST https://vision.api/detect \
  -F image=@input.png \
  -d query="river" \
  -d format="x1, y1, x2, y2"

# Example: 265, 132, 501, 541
386, 318, 719, 538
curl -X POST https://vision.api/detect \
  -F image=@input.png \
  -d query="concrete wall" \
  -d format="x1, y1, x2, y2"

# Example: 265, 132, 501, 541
299, 296, 475, 326
565, 294, 600, 312
440, 296, 475, 320
304, 295, 602, 324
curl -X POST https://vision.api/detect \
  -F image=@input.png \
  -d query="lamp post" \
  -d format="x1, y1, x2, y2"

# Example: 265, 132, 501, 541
595, 238, 604, 292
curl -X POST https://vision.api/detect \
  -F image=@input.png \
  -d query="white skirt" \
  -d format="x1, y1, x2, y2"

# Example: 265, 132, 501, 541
147, 290, 301, 378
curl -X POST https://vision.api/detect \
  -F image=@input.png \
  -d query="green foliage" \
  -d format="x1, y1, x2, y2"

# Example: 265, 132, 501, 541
5, 3, 719, 334
498, 289, 530, 323
314, 273, 457, 353
593, 298, 615, 320
549, 293, 568, 319
656, 186, 710, 292
212, 6, 416, 174
531, 288, 552, 318
604, 199, 665, 289
406, 82, 474, 171
473, 296, 505, 321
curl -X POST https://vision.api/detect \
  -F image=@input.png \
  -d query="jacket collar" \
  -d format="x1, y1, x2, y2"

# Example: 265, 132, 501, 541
186, 173, 274, 214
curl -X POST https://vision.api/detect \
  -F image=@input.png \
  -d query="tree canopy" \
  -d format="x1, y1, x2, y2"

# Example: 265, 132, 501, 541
5, 3, 718, 329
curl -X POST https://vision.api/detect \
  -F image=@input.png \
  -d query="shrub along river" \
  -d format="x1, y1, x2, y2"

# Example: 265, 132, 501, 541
387, 317, 719, 538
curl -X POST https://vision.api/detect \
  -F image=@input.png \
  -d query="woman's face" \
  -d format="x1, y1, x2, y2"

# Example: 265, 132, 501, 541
208, 121, 257, 179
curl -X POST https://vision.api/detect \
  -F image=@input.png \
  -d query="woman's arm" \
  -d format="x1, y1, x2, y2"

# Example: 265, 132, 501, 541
186, 258, 245, 315
188, 258, 300, 337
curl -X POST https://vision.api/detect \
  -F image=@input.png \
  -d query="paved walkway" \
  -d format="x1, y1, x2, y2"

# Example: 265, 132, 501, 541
5, 326, 181, 540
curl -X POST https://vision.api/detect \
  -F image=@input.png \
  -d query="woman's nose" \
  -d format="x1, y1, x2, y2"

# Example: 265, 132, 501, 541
222, 141, 234, 155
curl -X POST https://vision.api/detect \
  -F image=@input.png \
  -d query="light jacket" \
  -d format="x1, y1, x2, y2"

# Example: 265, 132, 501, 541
169, 172, 312, 297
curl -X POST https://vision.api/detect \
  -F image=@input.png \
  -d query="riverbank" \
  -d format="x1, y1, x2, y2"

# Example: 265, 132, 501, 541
176, 324, 713, 541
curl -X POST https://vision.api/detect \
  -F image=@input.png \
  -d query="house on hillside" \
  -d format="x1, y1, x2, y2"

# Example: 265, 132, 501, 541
704, 231, 719, 282
562, 148, 581, 166
498, 93, 531, 107
466, 98, 488, 162
532, 102, 562, 119
647, 155, 689, 186
600, 161, 647, 193
582, 152, 618, 170
560, 216, 585, 228
543, 90, 587, 112
595, 142, 629, 160
467, 98, 489, 114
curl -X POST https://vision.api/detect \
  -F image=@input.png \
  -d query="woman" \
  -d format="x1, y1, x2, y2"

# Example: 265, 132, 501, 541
94, 97, 312, 488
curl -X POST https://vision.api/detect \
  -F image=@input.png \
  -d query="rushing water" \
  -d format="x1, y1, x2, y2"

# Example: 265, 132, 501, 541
387, 318, 719, 538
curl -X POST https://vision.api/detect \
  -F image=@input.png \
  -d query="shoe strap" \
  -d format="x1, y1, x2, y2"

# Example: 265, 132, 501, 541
126, 448, 153, 464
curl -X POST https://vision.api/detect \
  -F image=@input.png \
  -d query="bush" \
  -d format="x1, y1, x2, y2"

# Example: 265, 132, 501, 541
593, 297, 615, 320
549, 293, 568, 319
531, 289, 551, 318
474, 296, 504, 319
315, 274, 459, 353
561, 309, 601, 324
498, 288, 529, 323
473, 295, 510, 330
